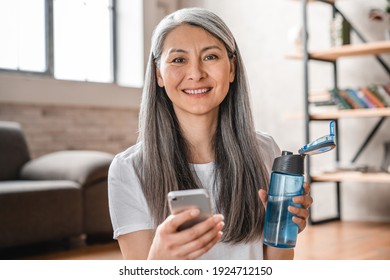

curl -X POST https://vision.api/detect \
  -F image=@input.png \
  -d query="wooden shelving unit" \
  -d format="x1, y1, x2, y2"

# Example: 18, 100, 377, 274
293, 0, 390, 223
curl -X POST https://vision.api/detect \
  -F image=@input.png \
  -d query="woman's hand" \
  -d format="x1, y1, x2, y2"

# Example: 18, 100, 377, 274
147, 209, 224, 260
258, 182, 313, 233
290, 182, 313, 233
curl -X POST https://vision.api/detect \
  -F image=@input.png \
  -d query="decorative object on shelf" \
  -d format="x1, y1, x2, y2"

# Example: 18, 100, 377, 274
368, 0, 390, 40
288, 24, 304, 51
330, 13, 351, 47
382, 141, 390, 173
369, 0, 390, 20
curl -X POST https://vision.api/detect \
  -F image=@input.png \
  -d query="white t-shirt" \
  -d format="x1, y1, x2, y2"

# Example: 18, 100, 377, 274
108, 131, 281, 260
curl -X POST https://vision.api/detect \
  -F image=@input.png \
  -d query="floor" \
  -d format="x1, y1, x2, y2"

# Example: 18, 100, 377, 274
1, 221, 390, 260
294, 221, 390, 260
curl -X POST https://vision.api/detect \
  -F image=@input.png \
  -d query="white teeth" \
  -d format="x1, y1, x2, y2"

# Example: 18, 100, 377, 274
183, 88, 210, 94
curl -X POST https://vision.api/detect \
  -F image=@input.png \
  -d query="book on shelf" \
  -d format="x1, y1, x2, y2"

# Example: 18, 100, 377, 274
341, 89, 365, 109
329, 88, 351, 109
383, 84, 390, 97
356, 88, 377, 108
369, 84, 390, 107
361, 86, 386, 108
310, 84, 390, 110
345, 88, 370, 108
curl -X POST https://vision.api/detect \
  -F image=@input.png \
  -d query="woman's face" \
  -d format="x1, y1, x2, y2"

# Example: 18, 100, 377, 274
156, 24, 235, 120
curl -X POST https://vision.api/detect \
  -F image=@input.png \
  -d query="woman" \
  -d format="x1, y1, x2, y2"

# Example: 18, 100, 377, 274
108, 7, 312, 260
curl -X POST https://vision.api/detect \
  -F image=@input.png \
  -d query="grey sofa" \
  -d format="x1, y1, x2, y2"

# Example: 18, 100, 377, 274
0, 121, 114, 249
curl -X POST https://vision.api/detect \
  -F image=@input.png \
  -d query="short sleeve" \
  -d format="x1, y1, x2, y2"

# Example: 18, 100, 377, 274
108, 144, 153, 239
255, 131, 281, 174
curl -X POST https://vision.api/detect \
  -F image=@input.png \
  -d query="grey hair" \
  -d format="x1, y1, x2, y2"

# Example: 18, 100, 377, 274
137, 7, 269, 244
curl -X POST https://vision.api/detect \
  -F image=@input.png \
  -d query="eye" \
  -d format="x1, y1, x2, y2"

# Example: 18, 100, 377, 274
204, 54, 218, 61
172, 57, 185, 63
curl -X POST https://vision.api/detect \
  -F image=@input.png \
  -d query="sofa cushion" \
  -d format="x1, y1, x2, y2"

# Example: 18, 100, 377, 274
0, 121, 30, 180
0, 180, 83, 248
20, 151, 114, 187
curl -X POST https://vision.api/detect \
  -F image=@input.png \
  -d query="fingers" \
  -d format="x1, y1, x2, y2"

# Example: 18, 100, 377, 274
153, 211, 224, 259
292, 190, 313, 209
292, 182, 313, 209
289, 182, 313, 233
186, 232, 223, 259
303, 182, 311, 195
163, 208, 201, 233
288, 205, 309, 233
177, 214, 224, 244
292, 215, 307, 233
178, 217, 224, 259
288, 205, 309, 220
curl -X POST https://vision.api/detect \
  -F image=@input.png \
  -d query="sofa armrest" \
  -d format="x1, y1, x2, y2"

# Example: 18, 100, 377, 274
20, 150, 114, 186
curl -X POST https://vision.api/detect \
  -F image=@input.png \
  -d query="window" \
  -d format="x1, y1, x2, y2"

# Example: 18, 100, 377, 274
0, 0, 144, 87
54, 0, 113, 83
116, 0, 144, 88
0, 0, 46, 72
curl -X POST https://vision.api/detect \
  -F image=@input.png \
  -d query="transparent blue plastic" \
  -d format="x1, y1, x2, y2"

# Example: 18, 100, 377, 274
298, 120, 336, 155
263, 172, 304, 248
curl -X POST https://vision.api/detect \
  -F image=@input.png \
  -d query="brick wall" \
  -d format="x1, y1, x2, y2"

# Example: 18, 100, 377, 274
0, 103, 139, 158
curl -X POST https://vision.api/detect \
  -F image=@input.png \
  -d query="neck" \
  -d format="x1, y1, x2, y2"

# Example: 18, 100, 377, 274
177, 112, 218, 164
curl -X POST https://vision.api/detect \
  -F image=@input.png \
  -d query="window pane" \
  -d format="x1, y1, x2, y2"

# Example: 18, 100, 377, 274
116, 0, 143, 88
0, 0, 46, 72
54, 0, 113, 83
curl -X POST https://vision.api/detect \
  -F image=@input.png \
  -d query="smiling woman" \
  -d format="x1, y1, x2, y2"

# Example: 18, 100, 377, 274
107, 7, 313, 260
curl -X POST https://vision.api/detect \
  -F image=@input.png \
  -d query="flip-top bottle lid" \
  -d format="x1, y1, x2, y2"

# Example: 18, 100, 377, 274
272, 151, 304, 175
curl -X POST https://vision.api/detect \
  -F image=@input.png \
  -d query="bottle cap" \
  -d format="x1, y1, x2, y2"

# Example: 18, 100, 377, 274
272, 150, 305, 175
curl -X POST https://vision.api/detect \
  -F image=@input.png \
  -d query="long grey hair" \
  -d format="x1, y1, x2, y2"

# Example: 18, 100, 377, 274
136, 7, 270, 244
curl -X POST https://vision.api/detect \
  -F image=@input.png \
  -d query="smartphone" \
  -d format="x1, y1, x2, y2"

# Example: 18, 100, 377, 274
167, 189, 212, 231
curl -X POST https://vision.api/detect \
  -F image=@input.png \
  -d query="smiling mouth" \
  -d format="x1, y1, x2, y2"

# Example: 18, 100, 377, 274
182, 88, 212, 95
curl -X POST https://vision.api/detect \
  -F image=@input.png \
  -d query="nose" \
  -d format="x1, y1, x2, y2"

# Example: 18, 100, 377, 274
187, 60, 206, 81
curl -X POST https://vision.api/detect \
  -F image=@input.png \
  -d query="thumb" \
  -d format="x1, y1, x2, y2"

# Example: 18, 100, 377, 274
258, 189, 268, 209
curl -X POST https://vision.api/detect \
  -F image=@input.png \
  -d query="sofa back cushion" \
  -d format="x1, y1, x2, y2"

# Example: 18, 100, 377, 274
0, 121, 30, 180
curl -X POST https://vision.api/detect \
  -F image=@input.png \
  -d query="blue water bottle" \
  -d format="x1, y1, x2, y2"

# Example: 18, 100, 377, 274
263, 121, 337, 248
263, 151, 304, 248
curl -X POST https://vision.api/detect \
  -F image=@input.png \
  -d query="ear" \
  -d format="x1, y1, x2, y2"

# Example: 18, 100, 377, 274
229, 57, 236, 83
156, 68, 164, 87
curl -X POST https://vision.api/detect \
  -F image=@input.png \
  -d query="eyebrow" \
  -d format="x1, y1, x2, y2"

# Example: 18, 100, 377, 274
167, 45, 223, 55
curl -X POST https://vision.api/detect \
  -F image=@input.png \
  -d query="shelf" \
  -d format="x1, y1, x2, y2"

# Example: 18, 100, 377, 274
293, 0, 335, 4
311, 171, 390, 183
310, 107, 390, 120
287, 41, 390, 61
